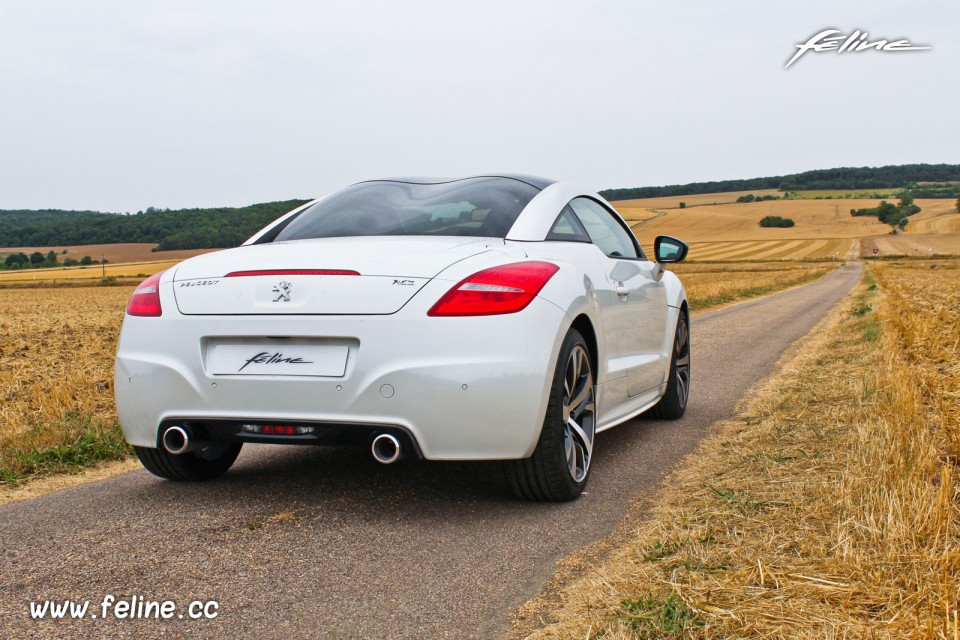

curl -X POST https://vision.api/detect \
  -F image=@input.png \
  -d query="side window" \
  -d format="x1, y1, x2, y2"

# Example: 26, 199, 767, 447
569, 198, 640, 259
546, 206, 591, 243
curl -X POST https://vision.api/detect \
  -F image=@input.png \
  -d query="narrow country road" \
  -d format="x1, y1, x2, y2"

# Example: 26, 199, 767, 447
0, 263, 861, 640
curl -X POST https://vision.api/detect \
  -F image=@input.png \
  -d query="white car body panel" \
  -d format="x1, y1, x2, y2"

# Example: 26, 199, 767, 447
114, 176, 688, 461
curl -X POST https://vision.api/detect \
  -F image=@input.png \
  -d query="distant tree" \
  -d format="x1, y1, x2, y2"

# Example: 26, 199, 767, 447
736, 194, 756, 203
759, 216, 795, 228
80, 255, 95, 265
5, 253, 27, 267
63, 258, 79, 267
29, 251, 45, 264
679, 202, 686, 209
46, 250, 57, 263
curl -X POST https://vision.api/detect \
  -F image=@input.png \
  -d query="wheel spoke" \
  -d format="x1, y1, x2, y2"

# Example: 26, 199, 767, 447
569, 382, 592, 419
676, 353, 691, 367
566, 417, 593, 459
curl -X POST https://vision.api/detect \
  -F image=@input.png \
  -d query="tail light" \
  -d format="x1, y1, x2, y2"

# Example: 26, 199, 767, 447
126, 271, 164, 317
428, 261, 559, 317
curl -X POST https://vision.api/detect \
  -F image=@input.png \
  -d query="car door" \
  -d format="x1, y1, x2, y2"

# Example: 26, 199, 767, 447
568, 198, 668, 397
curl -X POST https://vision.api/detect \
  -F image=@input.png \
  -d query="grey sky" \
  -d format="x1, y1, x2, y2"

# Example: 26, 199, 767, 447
1, 0, 956, 212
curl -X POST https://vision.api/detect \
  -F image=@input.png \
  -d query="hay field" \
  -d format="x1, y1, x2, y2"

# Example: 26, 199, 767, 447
0, 287, 133, 481
0, 242, 213, 264
521, 259, 960, 639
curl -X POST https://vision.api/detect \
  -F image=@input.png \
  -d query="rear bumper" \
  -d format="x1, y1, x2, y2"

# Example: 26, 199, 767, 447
114, 294, 568, 460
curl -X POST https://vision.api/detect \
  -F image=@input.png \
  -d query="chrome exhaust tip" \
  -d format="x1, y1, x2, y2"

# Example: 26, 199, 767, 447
161, 425, 202, 455
371, 433, 401, 464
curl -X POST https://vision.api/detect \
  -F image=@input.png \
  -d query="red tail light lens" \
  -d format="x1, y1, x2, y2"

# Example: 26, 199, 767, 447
428, 261, 560, 317
126, 272, 164, 317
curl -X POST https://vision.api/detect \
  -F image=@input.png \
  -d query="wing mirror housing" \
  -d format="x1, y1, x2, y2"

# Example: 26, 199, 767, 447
654, 235, 689, 263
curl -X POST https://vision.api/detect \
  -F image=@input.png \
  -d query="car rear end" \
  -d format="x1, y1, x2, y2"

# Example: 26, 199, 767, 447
114, 238, 569, 461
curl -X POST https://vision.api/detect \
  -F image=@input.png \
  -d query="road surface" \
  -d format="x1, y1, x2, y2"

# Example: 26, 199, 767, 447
0, 263, 861, 639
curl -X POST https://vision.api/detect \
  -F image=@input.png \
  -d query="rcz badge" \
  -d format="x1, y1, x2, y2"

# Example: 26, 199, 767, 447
272, 281, 292, 302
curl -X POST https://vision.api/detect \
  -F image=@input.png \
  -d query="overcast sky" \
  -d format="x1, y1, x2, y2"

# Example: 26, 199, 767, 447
1, 0, 957, 212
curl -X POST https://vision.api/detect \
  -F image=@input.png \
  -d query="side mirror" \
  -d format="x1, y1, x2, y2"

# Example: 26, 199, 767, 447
654, 235, 689, 263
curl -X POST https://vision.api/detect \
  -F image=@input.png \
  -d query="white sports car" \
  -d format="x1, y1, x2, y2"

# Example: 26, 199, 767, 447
115, 175, 689, 501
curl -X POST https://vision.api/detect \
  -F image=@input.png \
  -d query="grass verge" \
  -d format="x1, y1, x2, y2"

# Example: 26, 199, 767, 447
0, 413, 130, 486
519, 259, 960, 638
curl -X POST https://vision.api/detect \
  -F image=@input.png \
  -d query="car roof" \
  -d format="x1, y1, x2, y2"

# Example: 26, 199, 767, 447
355, 174, 557, 190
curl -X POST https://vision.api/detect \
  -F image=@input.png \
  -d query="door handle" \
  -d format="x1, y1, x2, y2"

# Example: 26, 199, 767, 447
616, 284, 630, 298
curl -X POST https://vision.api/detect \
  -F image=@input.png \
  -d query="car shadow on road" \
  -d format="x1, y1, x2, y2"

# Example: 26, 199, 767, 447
125, 414, 677, 521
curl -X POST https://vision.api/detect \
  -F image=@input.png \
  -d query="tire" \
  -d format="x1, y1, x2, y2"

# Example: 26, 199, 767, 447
504, 329, 596, 501
648, 310, 690, 420
134, 441, 242, 481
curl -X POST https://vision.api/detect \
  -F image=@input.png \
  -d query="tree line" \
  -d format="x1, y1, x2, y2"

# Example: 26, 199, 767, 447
0, 200, 309, 250
600, 164, 960, 200
2, 250, 106, 271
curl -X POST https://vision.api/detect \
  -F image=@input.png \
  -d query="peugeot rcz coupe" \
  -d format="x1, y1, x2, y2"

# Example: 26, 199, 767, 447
115, 175, 690, 501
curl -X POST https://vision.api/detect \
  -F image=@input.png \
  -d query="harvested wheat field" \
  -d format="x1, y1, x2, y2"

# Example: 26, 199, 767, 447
861, 233, 960, 257
682, 238, 852, 261
612, 190, 782, 215
668, 262, 835, 311
0, 242, 213, 264
628, 199, 893, 242
0, 287, 133, 481
521, 259, 960, 639
617, 196, 958, 261
0, 258, 183, 283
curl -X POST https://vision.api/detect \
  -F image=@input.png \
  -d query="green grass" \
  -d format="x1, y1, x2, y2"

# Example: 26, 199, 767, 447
619, 595, 701, 638
0, 413, 131, 486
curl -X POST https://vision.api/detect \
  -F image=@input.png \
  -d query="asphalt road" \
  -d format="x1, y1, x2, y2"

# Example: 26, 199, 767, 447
0, 263, 861, 640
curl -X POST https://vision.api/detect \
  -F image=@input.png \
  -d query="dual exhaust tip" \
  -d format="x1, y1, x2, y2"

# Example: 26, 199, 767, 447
161, 425, 204, 455
371, 433, 401, 464
162, 424, 403, 464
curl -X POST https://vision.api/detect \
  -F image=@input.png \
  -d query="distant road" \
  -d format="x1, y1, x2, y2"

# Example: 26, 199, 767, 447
0, 263, 861, 640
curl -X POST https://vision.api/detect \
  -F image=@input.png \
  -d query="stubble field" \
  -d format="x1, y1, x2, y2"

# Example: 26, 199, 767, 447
614, 197, 960, 260
0, 287, 132, 481
523, 258, 960, 638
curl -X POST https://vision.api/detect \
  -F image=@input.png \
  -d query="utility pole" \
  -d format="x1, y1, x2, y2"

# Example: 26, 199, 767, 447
102, 252, 106, 278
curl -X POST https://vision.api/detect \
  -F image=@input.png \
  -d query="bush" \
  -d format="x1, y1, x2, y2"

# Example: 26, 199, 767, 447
759, 216, 795, 228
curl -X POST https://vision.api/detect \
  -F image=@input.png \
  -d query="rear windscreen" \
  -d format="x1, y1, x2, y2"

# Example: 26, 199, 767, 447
270, 178, 540, 241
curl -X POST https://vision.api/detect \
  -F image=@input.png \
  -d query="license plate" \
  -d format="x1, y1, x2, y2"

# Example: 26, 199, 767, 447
207, 343, 349, 377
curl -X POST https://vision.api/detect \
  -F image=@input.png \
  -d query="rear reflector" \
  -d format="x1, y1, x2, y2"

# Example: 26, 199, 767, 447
428, 261, 559, 317
225, 269, 360, 277
126, 271, 164, 317
241, 424, 316, 435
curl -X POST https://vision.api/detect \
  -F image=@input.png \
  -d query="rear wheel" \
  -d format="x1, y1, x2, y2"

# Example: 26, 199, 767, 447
134, 441, 242, 481
648, 311, 690, 420
504, 329, 596, 501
